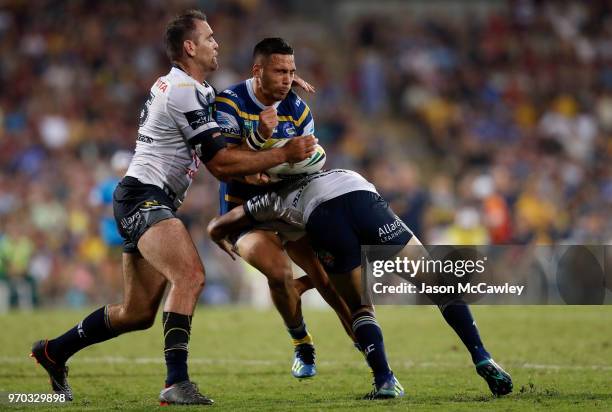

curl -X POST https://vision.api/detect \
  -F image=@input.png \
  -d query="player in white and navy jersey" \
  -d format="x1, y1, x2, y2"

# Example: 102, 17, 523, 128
213, 38, 355, 379
207, 169, 514, 399
31, 11, 317, 406
125, 66, 219, 208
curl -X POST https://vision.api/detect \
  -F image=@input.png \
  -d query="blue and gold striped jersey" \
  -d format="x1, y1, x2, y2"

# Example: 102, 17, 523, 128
215, 78, 315, 214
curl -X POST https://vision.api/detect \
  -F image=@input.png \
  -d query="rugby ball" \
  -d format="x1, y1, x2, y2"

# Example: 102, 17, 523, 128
263, 138, 326, 181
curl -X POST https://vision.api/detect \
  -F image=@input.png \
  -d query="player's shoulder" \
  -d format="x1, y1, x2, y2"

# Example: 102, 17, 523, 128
146, 68, 179, 98
159, 67, 193, 90
159, 69, 214, 109
280, 89, 309, 114
216, 81, 248, 106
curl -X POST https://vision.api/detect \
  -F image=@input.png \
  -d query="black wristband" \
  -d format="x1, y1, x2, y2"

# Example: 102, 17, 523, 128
188, 129, 225, 163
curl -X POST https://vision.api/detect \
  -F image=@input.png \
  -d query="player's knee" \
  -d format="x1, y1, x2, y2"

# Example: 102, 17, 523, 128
175, 267, 206, 294
131, 309, 157, 330
265, 267, 292, 291
115, 305, 157, 331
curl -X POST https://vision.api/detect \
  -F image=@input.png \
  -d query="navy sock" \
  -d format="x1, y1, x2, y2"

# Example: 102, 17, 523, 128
287, 320, 308, 342
163, 312, 192, 386
46, 306, 118, 363
352, 312, 392, 386
439, 300, 490, 364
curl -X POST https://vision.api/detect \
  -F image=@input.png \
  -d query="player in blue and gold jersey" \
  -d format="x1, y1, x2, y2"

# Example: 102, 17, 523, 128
216, 53, 314, 212
215, 38, 354, 379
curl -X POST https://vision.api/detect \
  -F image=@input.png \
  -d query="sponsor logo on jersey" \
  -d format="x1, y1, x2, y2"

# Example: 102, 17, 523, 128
184, 109, 212, 130
281, 122, 296, 136
378, 216, 408, 243
220, 126, 241, 136
137, 134, 153, 144
155, 78, 168, 92
222, 89, 238, 98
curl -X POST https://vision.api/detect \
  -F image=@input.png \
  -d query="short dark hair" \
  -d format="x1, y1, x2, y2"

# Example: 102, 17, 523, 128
165, 10, 207, 62
253, 38, 294, 61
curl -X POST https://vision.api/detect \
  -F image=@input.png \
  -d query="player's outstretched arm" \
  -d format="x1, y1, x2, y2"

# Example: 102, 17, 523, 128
205, 135, 316, 181
207, 192, 294, 258
222, 143, 272, 186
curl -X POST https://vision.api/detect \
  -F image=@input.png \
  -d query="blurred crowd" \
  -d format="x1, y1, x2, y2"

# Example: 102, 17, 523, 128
0, 0, 611, 308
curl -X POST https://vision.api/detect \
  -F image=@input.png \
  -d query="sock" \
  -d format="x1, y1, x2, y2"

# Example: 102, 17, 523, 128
46, 306, 118, 363
352, 312, 393, 386
287, 320, 313, 346
439, 300, 490, 364
163, 312, 192, 386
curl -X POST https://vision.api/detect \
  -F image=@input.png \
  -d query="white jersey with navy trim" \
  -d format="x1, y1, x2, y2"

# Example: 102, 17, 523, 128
277, 169, 378, 227
126, 67, 219, 208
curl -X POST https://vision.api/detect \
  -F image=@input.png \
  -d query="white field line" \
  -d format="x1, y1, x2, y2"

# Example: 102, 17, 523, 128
2, 356, 612, 371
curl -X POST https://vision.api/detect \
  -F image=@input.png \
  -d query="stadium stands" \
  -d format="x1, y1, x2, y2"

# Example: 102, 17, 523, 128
0, 0, 610, 307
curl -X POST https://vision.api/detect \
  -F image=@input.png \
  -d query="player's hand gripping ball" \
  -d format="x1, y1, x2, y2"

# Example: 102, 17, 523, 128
264, 137, 326, 181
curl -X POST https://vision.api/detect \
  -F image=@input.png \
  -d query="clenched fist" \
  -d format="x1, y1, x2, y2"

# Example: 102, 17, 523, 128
257, 106, 278, 139
281, 134, 317, 163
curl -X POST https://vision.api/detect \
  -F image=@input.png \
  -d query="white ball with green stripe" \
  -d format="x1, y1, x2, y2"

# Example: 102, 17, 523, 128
263, 138, 326, 182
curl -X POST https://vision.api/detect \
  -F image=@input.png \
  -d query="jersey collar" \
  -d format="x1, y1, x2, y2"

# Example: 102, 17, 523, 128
171, 65, 211, 88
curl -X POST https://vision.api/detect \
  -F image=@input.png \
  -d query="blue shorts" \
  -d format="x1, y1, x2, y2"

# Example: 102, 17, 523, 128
306, 190, 413, 273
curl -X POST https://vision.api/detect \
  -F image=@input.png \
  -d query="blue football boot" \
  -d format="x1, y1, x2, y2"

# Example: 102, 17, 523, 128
476, 358, 513, 396
292, 343, 316, 379
364, 374, 405, 399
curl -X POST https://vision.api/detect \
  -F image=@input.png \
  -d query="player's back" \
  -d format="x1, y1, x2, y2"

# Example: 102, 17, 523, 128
277, 169, 378, 226
215, 78, 314, 213
126, 67, 218, 207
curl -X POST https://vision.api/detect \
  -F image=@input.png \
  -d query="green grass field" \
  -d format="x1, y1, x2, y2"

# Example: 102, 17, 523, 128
1, 305, 611, 411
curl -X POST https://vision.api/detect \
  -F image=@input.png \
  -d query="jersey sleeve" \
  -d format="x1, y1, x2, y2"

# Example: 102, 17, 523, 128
293, 95, 315, 136
215, 92, 244, 146
167, 84, 221, 142
244, 193, 305, 228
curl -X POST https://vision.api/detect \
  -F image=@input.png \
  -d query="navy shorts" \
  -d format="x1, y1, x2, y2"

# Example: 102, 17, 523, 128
113, 177, 177, 253
306, 190, 413, 273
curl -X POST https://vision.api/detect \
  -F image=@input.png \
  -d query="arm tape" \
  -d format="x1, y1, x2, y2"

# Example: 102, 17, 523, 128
188, 128, 225, 163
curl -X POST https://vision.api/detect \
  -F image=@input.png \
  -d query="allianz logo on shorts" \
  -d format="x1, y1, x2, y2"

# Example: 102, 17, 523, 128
378, 217, 408, 243
120, 201, 160, 231
120, 210, 141, 231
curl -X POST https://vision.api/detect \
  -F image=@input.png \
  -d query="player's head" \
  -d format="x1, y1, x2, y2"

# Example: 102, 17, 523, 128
252, 38, 295, 102
165, 10, 218, 73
